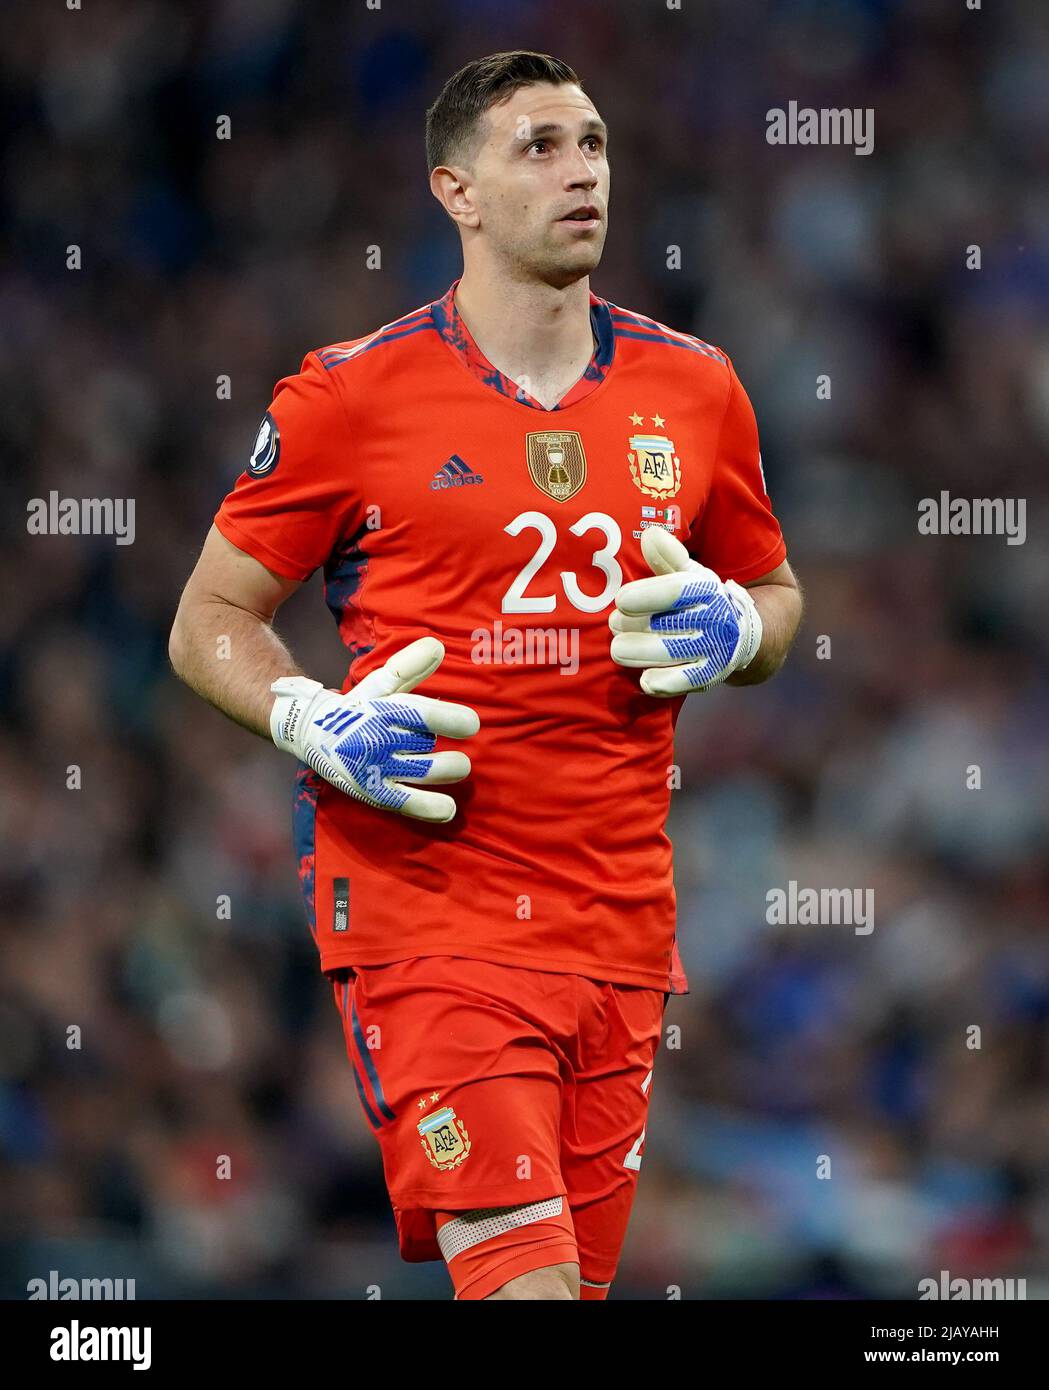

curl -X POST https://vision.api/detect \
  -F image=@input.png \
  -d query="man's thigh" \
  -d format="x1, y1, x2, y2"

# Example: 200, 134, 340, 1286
332, 956, 579, 1296
560, 982, 666, 1297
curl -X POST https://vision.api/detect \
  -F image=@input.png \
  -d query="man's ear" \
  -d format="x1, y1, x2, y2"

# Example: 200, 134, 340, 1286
429, 166, 479, 228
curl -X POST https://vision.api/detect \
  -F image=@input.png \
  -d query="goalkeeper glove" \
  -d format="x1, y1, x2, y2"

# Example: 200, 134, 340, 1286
610, 528, 762, 696
269, 637, 479, 823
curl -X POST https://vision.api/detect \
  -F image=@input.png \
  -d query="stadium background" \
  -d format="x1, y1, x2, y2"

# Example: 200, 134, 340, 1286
2, 0, 1048, 1299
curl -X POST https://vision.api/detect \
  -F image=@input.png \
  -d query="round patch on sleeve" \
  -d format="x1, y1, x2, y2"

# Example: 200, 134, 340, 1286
247, 411, 280, 477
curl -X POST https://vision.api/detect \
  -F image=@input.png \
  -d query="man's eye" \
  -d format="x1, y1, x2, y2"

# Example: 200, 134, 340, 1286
529, 140, 548, 153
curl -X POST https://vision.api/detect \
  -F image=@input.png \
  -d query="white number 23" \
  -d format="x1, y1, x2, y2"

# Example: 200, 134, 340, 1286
502, 510, 622, 614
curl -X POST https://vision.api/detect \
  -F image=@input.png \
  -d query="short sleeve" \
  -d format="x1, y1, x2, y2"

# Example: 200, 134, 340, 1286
214, 351, 358, 581
688, 356, 787, 584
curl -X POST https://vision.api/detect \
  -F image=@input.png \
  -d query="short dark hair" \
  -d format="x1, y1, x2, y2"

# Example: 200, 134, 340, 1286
425, 50, 582, 172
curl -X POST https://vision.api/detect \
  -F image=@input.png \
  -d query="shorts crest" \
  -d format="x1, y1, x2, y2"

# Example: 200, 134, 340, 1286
417, 1104, 472, 1171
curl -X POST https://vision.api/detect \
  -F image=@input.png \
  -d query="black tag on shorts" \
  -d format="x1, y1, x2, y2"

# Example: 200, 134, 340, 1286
333, 878, 350, 933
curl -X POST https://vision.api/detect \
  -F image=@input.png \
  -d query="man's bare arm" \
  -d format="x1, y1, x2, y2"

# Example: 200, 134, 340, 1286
168, 525, 305, 737
726, 558, 803, 686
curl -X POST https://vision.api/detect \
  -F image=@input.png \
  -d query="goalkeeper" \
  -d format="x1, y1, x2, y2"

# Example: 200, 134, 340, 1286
168, 49, 802, 1303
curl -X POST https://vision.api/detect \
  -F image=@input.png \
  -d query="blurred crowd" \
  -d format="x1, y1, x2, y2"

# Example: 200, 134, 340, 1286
2, 0, 1048, 1298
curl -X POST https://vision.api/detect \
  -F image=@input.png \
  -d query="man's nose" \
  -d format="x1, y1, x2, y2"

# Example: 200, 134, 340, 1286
565, 153, 598, 188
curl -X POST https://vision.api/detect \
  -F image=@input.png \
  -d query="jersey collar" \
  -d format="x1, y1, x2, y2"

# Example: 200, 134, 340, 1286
430, 278, 615, 411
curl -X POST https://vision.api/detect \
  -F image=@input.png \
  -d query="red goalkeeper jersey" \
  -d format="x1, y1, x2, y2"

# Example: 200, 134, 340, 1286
214, 282, 787, 994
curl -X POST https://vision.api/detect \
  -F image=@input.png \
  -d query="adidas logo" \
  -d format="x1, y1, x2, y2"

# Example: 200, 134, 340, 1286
314, 708, 361, 736
431, 455, 485, 490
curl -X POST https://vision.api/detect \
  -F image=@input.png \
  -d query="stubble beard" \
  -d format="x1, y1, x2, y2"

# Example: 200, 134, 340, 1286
504, 223, 606, 290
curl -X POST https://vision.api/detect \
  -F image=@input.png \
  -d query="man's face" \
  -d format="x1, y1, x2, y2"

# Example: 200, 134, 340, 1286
465, 82, 610, 286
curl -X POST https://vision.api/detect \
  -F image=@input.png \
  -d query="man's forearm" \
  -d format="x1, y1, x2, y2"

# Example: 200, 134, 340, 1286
168, 598, 303, 738
727, 580, 803, 686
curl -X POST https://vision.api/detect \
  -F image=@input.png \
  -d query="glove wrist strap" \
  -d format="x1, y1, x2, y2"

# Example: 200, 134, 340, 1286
739, 611, 763, 670
270, 676, 324, 754
725, 582, 763, 672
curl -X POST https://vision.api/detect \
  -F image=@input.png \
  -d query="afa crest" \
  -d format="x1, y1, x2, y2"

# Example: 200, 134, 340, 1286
418, 1105, 472, 1171
629, 425, 681, 499
525, 430, 587, 503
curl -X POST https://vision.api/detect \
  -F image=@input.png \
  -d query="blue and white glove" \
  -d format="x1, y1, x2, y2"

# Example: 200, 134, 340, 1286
269, 637, 479, 823
610, 528, 762, 696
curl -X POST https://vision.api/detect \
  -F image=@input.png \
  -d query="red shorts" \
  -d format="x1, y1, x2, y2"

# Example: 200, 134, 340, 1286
331, 955, 665, 1299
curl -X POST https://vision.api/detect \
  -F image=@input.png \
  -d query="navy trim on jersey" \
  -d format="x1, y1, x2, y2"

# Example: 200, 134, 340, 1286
313, 285, 719, 395
608, 306, 727, 364
318, 315, 437, 369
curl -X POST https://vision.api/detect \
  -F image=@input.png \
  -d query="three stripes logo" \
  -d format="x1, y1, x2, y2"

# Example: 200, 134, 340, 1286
431, 454, 485, 490
314, 708, 362, 737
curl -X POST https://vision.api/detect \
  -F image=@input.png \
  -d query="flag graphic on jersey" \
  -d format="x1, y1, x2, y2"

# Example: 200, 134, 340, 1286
214, 279, 787, 996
